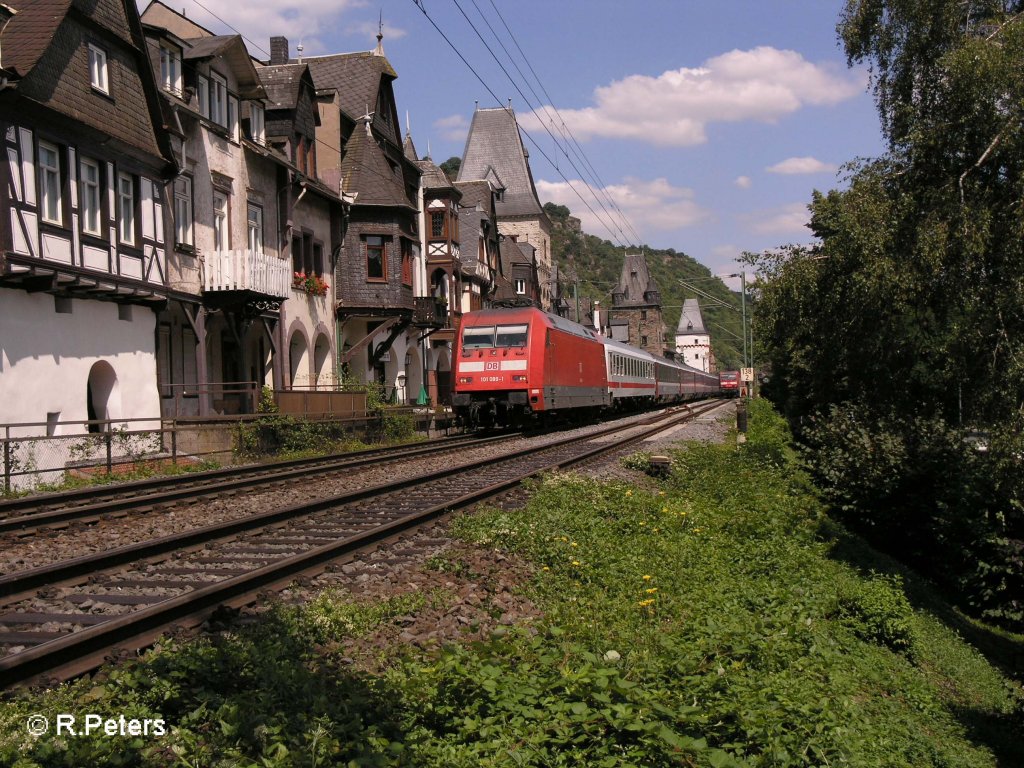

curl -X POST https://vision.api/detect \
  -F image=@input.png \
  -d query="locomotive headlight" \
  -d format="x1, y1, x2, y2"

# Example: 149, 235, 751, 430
458, 376, 473, 384
512, 375, 528, 382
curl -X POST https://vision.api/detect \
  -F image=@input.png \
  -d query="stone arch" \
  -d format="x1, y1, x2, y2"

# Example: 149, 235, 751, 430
287, 325, 310, 389
405, 344, 424, 405
312, 331, 332, 389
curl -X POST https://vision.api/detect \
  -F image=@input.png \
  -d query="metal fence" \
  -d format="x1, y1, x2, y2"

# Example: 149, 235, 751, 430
1, 407, 458, 494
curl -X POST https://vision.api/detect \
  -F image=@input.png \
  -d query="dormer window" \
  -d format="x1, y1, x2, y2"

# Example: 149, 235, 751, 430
159, 45, 182, 95
88, 44, 108, 94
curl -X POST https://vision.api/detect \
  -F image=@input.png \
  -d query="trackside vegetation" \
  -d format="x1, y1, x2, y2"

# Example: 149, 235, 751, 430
1, 400, 1020, 766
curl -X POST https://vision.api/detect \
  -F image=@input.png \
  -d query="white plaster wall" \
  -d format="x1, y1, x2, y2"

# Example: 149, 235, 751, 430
0, 290, 160, 430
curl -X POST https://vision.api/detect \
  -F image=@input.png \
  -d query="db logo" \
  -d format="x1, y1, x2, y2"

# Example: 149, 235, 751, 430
484, 361, 499, 371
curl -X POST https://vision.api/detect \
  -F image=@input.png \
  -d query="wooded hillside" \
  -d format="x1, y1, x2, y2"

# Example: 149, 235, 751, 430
543, 203, 747, 369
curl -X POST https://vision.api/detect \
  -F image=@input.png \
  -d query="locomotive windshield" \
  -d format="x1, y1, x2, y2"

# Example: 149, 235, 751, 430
720, 372, 738, 381
495, 324, 529, 348
462, 326, 495, 349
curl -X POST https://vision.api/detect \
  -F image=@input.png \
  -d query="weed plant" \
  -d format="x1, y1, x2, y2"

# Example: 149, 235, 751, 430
1, 400, 1020, 766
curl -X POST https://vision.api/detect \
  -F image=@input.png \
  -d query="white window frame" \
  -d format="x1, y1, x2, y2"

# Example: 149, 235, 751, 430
247, 203, 263, 253
210, 72, 227, 127
117, 172, 135, 244
213, 190, 228, 251
174, 176, 193, 247
88, 44, 108, 94
196, 74, 209, 118
79, 157, 102, 236
159, 44, 182, 95
514, 277, 526, 295
38, 141, 62, 225
249, 102, 265, 145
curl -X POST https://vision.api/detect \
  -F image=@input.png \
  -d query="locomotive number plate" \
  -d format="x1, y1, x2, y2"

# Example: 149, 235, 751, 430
481, 376, 503, 382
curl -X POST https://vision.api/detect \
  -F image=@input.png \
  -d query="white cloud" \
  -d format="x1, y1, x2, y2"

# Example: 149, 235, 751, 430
742, 203, 811, 236
434, 114, 470, 143
536, 177, 711, 242
766, 156, 837, 175
520, 47, 863, 147
144, 0, 376, 58
734, 176, 752, 189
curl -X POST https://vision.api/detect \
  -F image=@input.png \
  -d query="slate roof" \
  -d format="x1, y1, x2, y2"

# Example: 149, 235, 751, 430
2, 0, 174, 168
256, 62, 307, 109
458, 107, 544, 218
340, 120, 414, 209
613, 252, 660, 307
0, 0, 71, 77
402, 132, 418, 162
677, 298, 708, 334
417, 156, 455, 193
303, 51, 396, 122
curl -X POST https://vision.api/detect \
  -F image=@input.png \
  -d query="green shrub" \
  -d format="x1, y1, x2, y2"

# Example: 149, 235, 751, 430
838, 573, 918, 656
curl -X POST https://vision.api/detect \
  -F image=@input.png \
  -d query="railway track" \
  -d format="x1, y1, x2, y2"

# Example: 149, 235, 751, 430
0, 401, 722, 688
0, 431, 518, 537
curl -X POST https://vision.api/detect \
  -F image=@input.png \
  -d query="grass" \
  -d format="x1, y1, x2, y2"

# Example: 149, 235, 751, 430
0, 399, 1020, 766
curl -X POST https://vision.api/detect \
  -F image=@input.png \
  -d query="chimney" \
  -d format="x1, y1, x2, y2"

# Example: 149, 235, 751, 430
270, 36, 289, 65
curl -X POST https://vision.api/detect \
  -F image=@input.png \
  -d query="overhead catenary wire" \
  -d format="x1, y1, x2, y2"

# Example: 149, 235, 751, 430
480, 0, 645, 246
445, 0, 641, 248
413, 0, 636, 250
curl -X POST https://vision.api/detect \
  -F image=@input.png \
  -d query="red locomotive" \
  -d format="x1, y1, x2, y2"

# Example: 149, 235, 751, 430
719, 370, 740, 397
452, 306, 719, 427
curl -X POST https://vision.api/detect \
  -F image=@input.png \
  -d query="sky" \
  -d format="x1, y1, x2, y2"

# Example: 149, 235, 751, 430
153, 0, 887, 287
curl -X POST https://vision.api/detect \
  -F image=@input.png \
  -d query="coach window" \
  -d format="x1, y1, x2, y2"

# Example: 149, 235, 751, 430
462, 326, 494, 349
496, 324, 528, 348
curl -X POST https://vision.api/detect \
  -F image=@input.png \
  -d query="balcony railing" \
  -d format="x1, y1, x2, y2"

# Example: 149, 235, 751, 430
413, 296, 449, 327
203, 249, 290, 299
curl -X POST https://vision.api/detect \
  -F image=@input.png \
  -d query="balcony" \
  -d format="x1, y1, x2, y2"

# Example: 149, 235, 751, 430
203, 249, 290, 300
413, 296, 449, 328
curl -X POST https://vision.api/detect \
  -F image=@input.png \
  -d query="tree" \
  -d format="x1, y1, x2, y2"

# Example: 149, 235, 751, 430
439, 156, 461, 180
746, 0, 1024, 627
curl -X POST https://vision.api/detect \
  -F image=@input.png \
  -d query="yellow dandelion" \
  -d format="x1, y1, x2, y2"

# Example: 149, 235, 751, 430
625, 489, 632, 497
661, 506, 669, 514
571, 542, 578, 547
542, 566, 550, 571
658, 491, 666, 496
639, 521, 646, 526
572, 560, 581, 566
638, 599, 655, 607
694, 527, 702, 533
642, 574, 652, 581
645, 587, 658, 594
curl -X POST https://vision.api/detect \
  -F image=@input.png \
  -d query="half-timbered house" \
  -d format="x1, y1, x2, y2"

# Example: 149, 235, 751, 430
0, 0, 176, 430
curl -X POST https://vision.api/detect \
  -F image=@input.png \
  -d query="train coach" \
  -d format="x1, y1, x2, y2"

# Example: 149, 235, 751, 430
452, 306, 719, 427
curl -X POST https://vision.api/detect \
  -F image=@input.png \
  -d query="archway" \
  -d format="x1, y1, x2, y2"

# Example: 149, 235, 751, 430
313, 333, 332, 390
86, 360, 119, 432
405, 345, 425, 405
289, 329, 310, 389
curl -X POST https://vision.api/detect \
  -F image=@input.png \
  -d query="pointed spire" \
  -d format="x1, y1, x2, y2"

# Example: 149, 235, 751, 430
426, 139, 432, 160
374, 11, 385, 55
